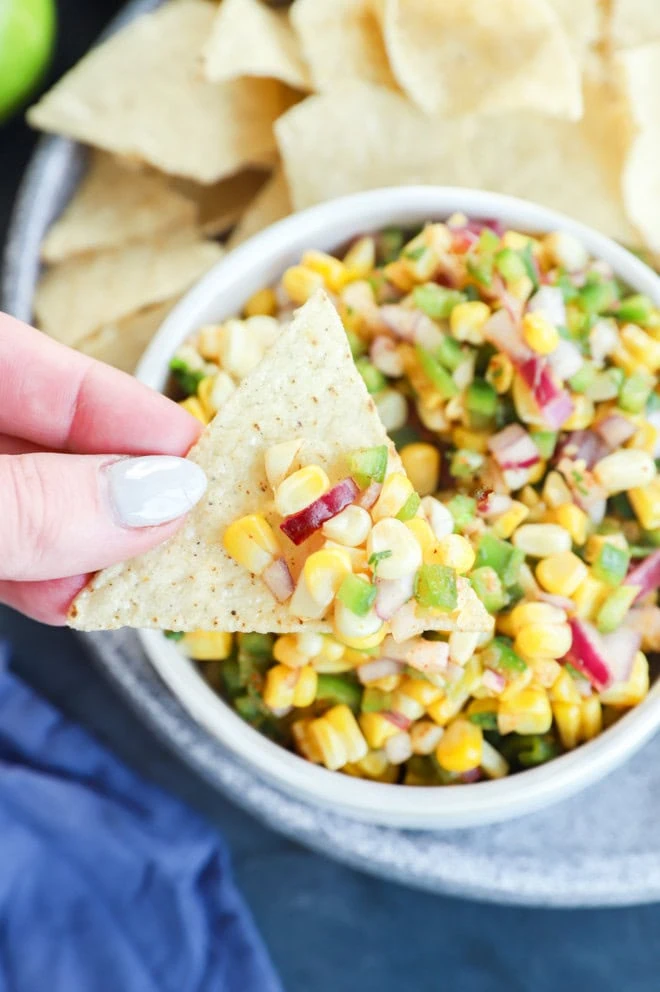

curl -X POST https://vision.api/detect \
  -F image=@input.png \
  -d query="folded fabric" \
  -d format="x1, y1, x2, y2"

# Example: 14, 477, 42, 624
0, 642, 282, 992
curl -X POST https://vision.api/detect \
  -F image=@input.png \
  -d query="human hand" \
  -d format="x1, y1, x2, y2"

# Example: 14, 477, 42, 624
0, 312, 207, 625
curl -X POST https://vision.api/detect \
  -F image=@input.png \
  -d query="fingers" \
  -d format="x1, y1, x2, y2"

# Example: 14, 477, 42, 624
0, 452, 207, 582
0, 313, 201, 455
0, 434, 42, 455
0, 575, 88, 626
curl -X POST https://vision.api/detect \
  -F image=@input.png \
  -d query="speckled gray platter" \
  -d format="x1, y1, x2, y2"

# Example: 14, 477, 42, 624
4, 0, 660, 908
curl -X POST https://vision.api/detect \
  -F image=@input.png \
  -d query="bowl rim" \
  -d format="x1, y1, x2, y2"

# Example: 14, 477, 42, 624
137, 185, 660, 828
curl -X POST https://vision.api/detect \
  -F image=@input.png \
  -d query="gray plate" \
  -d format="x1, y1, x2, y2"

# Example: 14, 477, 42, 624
4, 0, 660, 908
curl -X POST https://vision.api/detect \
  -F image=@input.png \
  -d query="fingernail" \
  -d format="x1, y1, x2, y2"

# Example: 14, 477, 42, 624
105, 456, 207, 529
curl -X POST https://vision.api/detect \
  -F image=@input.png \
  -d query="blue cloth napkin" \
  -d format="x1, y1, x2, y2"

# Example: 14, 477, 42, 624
0, 643, 283, 992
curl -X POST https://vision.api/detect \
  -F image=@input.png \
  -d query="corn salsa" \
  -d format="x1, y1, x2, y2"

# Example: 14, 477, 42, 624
165, 216, 660, 786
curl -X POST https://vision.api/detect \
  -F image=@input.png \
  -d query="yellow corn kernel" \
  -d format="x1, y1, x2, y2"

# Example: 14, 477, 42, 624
522, 312, 560, 355
528, 656, 562, 688
467, 697, 499, 719
480, 739, 510, 779
343, 236, 376, 278
508, 275, 535, 302
611, 343, 641, 377
542, 471, 572, 510
511, 376, 546, 426
273, 634, 309, 668
223, 514, 279, 575
197, 376, 216, 419
182, 631, 233, 661
549, 667, 582, 704
572, 575, 610, 620
282, 265, 325, 304
629, 478, 660, 530
584, 532, 628, 564
593, 449, 656, 494
554, 503, 588, 546
243, 287, 277, 317
536, 551, 588, 597
404, 517, 441, 564
322, 505, 372, 547
491, 501, 530, 539
627, 421, 659, 455
301, 250, 349, 292
350, 749, 398, 782
563, 395, 595, 431
519, 485, 541, 510
503, 230, 535, 251
383, 259, 415, 292
543, 231, 587, 271
512, 523, 572, 557
509, 601, 566, 634
496, 612, 516, 638
435, 719, 483, 773
179, 396, 208, 423
372, 675, 404, 693
366, 518, 423, 579
307, 716, 348, 770
499, 667, 534, 702
449, 301, 491, 344
323, 540, 369, 573
291, 720, 323, 763
580, 696, 602, 741
514, 622, 572, 660
359, 711, 400, 749
303, 547, 353, 610
433, 534, 475, 574
485, 353, 514, 394
620, 324, 660, 371
293, 664, 318, 707
409, 720, 445, 755
452, 427, 490, 454
372, 472, 415, 521
275, 465, 330, 516
498, 687, 552, 735
325, 705, 368, 762
263, 664, 298, 710
399, 443, 441, 497
333, 611, 386, 651
399, 675, 444, 707
553, 701, 581, 749
599, 651, 649, 707
526, 459, 547, 485
427, 692, 470, 727
449, 631, 480, 665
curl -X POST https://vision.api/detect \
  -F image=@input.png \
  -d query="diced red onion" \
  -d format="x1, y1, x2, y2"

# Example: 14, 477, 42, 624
484, 309, 532, 362
370, 335, 404, 377
357, 481, 382, 510
556, 430, 609, 469
405, 639, 449, 674
262, 558, 294, 602
517, 356, 574, 429
451, 228, 480, 253
564, 618, 609, 690
626, 549, 660, 603
488, 423, 540, 470
357, 658, 403, 684
375, 574, 415, 621
460, 768, 483, 784
378, 305, 419, 341
382, 711, 412, 731
527, 286, 566, 327
384, 731, 413, 765
477, 492, 512, 518
548, 339, 583, 381
280, 478, 359, 545
463, 218, 506, 237
594, 415, 637, 450
601, 627, 641, 685
482, 669, 506, 693
537, 592, 575, 611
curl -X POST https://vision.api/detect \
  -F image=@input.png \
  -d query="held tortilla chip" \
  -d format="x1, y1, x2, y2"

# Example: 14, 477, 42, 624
68, 291, 491, 634
227, 167, 292, 248
40, 152, 197, 263
290, 0, 397, 92
27, 0, 288, 184
77, 300, 177, 374
203, 0, 310, 90
617, 43, 660, 253
610, 0, 660, 49
374, 0, 582, 119
35, 234, 224, 348
173, 169, 272, 238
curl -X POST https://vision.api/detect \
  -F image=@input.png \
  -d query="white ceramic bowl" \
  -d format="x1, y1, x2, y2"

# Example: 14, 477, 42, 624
136, 186, 660, 829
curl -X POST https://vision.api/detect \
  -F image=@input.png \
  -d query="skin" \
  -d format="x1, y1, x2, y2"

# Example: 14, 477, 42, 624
0, 312, 202, 624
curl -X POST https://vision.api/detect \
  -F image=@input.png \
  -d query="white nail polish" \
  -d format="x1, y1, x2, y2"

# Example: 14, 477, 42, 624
105, 456, 207, 528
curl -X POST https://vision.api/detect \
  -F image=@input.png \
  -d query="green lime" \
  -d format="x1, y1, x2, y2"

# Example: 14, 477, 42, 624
0, 0, 56, 122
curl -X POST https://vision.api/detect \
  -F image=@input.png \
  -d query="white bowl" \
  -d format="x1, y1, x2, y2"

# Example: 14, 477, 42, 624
136, 186, 660, 829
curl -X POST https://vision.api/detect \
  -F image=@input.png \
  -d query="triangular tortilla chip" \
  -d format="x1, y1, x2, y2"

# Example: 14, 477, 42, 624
227, 167, 292, 248
27, 0, 289, 183
69, 291, 490, 635
203, 0, 311, 90
77, 300, 178, 374
173, 168, 272, 238
617, 43, 660, 252
610, 0, 660, 50
40, 152, 197, 264
34, 234, 223, 347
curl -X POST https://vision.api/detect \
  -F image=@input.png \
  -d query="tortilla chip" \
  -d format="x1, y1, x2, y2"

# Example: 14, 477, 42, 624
276, 81, 637, 243
610, 0, 660, 49
173, 169, 272, 238
77, 300, 177, 374
227, 167, 292, 248
617, 43, 660, 252
290, 0, 397, 91
27, 0, 289, 184
40, 152, 197, 264
374, 0, 582, 119
203, 0, 311, 90
35, 234, 224, 348
545, 0, 602, 60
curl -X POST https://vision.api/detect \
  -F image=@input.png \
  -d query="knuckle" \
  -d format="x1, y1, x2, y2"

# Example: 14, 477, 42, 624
0, 455, 53, 581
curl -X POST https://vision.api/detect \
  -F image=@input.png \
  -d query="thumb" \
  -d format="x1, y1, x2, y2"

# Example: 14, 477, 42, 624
0, 453, 207, 582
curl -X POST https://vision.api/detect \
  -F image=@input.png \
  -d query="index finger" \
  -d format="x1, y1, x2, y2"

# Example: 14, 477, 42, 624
0, 312, 201, 455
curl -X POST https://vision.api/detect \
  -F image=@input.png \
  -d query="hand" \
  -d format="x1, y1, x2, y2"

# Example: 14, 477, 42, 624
0, 312, 207, 625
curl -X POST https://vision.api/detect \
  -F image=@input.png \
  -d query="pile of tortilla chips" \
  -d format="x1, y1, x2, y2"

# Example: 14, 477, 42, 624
28, 0, 660, 373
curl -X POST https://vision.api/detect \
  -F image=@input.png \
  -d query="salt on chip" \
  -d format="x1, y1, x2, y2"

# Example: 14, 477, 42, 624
77, 300, 177, 374
276, 81, 637, 244
227, 167, 292, 248
173, 169, 272, 238
375, 0, 582, 119
40, 152, 197, 264
35, 233, 224, 348
610, 0, 660, 50
290, 0, 397, 92
203, 0, 310, 90
27, 0, 288, 184
617, 43, 660, 252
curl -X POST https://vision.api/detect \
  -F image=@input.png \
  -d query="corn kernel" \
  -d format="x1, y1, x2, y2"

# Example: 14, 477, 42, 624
223, 514, 279, 574
509, 600, 567, 634
450, 301, 491, 344
333, 600, 384, 648
217, 318, 264, 378
629, 478, 660, 530
599, 651, 649, 707
263, 664, 298, 711
526, 460, 547, 485
264, 439, 304, 492
182, 631, 233, 661
580, 696, 602, 741
512, 376, 549, 426
291, 720, 323, 763
366, 518, 423, 579
383, 259, 415, 292
359, 711, 400, 749
508, 275, 535, 302
584, 532, 628, 564
572, 575, 609, 620
503, 230, 535, 252
519, 485, 541, 510
343, 236, 376, 278
410, 720, 445, 755
421, 496, 454, 540
435, 719, 483, 772
452, 428, 490, 454
543, 231, 588, 271
515, 622, 572, 659
282, 265, 325, 304
522, 312, 560, 355
372, 472, 415, 521
554, 503, 589, 546
627, 421, 659, 455
273, 634, 309, 669
404, 517, 440, 564
563, 395, 595, 431
498, 687, 552, 735
528, 656, 563, 688
496, 612, 516, 637
620, 323, 660, 371
542, 471, 572, 510
611, 344, 641, 377
512, 523, 572, 557
275, 465, 330, 516
593, 450, 656, 494
491, 501, 529, 539
398, 675, 444, 708
179, 396, 208, 423
553, 701, 581, 749
244, 287, 277, 317
536, 551, 588, 597
449, 631, 480, 665
550, 668, 582, 704
325, 705, 368, 762
293, 664, 318, 707
486, 353, 514, 394
304, 548, 353, 610
322, 505, 372, 546
301, 250, 349, 291
433, 534, 475, 574
480, 739, 510, 779
399, 443, 441, 497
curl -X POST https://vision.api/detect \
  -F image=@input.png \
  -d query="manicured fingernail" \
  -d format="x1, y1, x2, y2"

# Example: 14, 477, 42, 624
105, 456, 207, 528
